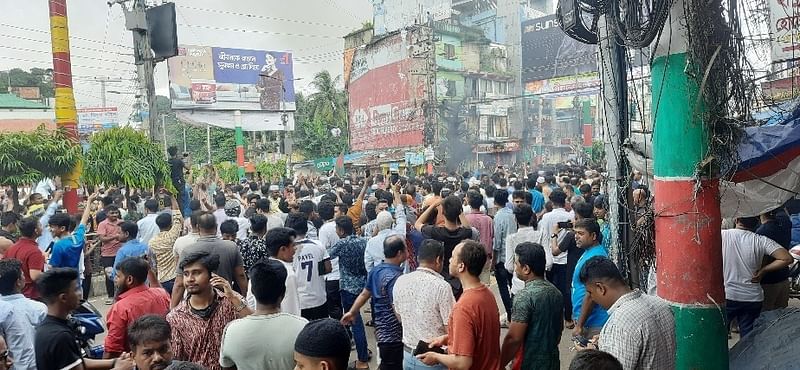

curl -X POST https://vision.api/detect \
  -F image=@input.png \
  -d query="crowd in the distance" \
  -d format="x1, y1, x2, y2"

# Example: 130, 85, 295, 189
0, 159, 685, 370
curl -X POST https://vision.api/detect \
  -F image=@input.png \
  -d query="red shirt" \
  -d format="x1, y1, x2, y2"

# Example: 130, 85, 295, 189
104, 285, 170, 353
97, 219, 123, 257
447, 285, 501, 370
3, 238, 45, 299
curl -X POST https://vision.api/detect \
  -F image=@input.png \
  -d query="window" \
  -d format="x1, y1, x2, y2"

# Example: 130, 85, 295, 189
444, 44, 456, 60
446, 80, 457, 97
467, 78, 478, 98
499, 81, 508, 94
488, 116, 509, 138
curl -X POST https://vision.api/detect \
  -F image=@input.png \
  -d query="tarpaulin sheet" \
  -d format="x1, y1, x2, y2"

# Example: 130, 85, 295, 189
729, 307, 800, 369
626, 105, 800, 218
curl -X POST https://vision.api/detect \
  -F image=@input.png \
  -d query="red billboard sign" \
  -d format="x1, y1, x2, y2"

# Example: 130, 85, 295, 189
348, 32, 427, 151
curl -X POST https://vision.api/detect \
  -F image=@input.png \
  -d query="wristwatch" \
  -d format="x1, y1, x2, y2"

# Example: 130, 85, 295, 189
233, 300, 247, 313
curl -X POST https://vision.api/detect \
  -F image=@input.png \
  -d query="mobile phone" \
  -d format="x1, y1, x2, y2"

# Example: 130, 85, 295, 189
572, 335, 590, 347
413, 340, 446, 356
557, 221, 574, 229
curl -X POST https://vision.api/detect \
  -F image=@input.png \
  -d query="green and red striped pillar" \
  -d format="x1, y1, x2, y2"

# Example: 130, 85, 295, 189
49, 0, 80, 213
234, 110, 245, 179
652, 1, 728, 368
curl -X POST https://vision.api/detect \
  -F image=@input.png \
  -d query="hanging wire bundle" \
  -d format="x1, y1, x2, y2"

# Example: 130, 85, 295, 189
557, 0, 673, 49
683, 0, 752, 179
607, 0, 673, 49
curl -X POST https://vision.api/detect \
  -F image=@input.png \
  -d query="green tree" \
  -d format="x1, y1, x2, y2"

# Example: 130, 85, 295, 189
0, 68, 54, 98
0, 126, 81, 209
155, 95, 243, 164
294, 71, 349, 159
82, 127, 173, 192
591, 139, 606, 166
164, 121, 241, 164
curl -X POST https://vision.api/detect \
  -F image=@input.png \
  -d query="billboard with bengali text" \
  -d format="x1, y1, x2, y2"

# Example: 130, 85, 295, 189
77, 107, 118, 136
348, 31, 428, 151
167, 45, 295, 111
769, 0, 800, 62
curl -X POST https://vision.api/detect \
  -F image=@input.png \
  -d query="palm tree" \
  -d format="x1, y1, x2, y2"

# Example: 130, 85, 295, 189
295, 71, 349, 158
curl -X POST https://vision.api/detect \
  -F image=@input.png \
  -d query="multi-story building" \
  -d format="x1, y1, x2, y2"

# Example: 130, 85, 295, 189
345, 0, 524, 170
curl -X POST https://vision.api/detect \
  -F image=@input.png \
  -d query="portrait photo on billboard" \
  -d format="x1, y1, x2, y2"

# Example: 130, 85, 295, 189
167, 45, 296, 111
521, 14, 598, 82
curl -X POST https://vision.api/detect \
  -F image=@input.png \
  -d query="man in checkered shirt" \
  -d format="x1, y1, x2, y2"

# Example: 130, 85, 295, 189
577, 256, 676, 370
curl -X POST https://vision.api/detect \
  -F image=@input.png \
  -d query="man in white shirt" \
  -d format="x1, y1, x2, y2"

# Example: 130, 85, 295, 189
33, 178, 55, 199
317, 200, 347, 320
173, 212, 201, 258
246, 227, 301, 316
393, 239, 454, 370
505, 204, 550, 295
365, 187, 406, 272
255, 198, 284, 231
722, 216, 792, 338
219, 258, 307, 370
286, 213, 332, 321
136, 199, 161, 245
212, 195, 229, 235
224, 203, 251, 241
537, 190, 573, 298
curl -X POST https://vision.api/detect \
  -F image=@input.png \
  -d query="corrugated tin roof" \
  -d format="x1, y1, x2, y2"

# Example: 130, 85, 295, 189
0, 93, 48, 109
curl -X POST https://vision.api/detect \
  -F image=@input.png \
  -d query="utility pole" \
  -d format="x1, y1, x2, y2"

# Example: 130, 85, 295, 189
652, 0, 727, 367
114, 0, 159, 142
596, 15, 630, 271
94, 76, 122, 108
48, 0, 80, 213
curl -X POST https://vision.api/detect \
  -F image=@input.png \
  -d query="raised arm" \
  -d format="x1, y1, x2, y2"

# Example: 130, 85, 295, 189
80, 193, 99, 227
415, 197, 441, 231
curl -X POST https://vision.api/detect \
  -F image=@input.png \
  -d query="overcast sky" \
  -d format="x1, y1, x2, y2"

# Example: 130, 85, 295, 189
0, 0, 372, 119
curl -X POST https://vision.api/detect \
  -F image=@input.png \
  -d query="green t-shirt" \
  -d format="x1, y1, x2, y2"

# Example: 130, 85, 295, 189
510, 279, 564, 370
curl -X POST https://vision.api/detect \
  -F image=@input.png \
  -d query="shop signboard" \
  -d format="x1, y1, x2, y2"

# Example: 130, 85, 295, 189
769, 0, 800, 62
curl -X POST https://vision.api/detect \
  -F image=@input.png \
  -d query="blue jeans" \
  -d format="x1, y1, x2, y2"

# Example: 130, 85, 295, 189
341, 290, 369, 362
726, 299, 762, 338
403, 351, 446, 370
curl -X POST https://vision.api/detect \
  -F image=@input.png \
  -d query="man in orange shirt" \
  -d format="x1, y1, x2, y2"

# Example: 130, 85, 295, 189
417, 240, 501, 370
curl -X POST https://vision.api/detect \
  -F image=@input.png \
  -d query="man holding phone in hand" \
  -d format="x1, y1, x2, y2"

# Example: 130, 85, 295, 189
416, 240, 500, 370
167, 251, 252, 370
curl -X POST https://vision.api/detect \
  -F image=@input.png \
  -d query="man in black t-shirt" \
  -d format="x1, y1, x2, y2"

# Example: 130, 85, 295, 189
35, 268, 128, 370
756, 209, 793, 311
415, 195, 476, 299
167, 146, 190, 216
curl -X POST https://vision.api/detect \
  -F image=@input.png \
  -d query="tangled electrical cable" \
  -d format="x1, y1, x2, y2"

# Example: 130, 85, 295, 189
557, 0, 672, 49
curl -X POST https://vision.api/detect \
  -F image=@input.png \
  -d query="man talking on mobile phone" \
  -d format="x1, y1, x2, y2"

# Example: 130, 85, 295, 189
167, 251, 252, 370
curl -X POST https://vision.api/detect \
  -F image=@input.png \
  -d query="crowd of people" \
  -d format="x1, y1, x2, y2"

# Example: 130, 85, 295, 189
0, 150, 796, 370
